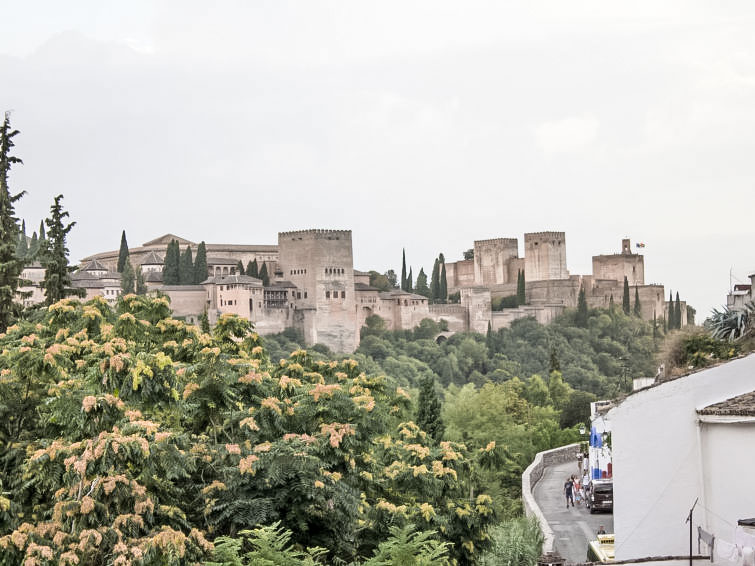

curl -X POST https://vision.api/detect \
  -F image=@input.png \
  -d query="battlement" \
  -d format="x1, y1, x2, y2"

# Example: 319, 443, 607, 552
474, 237, 518, 246
524, 231, 565, 241
279, 229, 352, 240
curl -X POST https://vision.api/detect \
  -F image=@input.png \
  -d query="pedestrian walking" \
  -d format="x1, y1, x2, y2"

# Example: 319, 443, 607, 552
573, 477, 582, 506
564, 476, 574, 509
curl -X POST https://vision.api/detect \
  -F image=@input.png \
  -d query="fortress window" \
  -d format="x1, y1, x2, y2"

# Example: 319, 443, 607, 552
304, 291, 307, 298
341, 291, 346, 299
297, 292, 301, 299
326, 291, 330, 299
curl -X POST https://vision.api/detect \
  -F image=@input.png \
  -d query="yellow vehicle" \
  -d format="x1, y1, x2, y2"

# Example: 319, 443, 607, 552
586, 534, 615, 563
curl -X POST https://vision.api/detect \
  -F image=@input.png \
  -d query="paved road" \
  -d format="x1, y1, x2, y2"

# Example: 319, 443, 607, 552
533, 460, 614, 563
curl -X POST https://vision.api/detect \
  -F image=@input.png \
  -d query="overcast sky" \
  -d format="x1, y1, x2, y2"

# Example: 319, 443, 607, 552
2, 1, 754, 318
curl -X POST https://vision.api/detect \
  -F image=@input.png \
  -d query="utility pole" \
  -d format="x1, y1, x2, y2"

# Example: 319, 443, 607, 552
685, 497, 698, 566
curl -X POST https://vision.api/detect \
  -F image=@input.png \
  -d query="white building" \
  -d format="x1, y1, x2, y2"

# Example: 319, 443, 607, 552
608, 354, 755, 562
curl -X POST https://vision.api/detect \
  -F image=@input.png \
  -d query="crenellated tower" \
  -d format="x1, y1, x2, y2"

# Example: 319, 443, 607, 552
524, 231, 569, 281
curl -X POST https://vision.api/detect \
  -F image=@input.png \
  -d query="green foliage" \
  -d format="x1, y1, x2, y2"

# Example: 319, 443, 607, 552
622, 276, 630, 315
675, 292, 682, 329
237, 260, 245, 275
179, 245, 194, 285
479, 517, 544, 566
41, 194, 81, 305
463, 249, 474, 261
0, 112, 25, 332
164, 239, 180, 285
439, 262, 447, 304
492, 296, 520, 311
259, 263, 269, 286
668, 291, 675, 331
516, 270, 526, 306
414, 268, 430, 298
369, 271, 392, 292
385, 269, 398, 289
200, 308, 211, 333
708, 302, 755, 342
363, 524, 450, 566
16, 219, 27, 258
633, 287, 641, 317
430, 259, 440, 303
248, 259, 259, 279
559, 390, 597, 429
416, 376, 444, 442
136, 267, 147, 295
121, 259, 136, 294
117, 230, 129, 273
407, 267, 413, 292
659, 326, 738, 374
195, 241, 209, 284
575, 286, 588, 327
401, 249, 407, 291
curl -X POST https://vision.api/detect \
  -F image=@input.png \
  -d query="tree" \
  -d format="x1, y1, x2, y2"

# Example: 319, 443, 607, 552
236, 260, 245, 275
248, 258, 259, 279
415, 268, 430, 297
38, 218, 45, 242
430, 258, 440, 302
559, 390, 598, 429
407, 267, 413, 292
163, 239, 180, 285
121, 259, 135, 294
194, 240, 208, 284
0, 112, 25, 331
609, 294, 615, 311
687, 305, 696, 326
675, 292, 682, 329
385, 269, 398, 289
401, 249, 407, 291
439, 261, 448, 304
369, 270, 392, 292
633, 287, 641, 317
622, 276, 630, 315
517, 269, 526, 306
416, 375, 444, 442
41, 194, 80, 305
179, 245, 194, 285
463, 248, 474, 260
136, 265, 147, 295
575, 286, 588, 327
259, 262, 269, 286
15, 219, 27, 258
116, 230, 129, 272
668, 291, 675, 330
199, 307, 211, 333
28, 231, 39, 259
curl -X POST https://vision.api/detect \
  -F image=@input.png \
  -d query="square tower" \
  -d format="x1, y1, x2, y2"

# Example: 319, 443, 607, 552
524, 232, 569, 281
278, 229, 357, 352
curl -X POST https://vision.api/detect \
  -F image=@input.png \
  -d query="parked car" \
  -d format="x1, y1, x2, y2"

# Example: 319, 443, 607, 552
587, 479, 613, 513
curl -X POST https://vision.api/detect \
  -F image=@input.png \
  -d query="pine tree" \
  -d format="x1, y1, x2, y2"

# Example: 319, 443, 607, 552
193, 241, 208, 284
0, 112, 26, 331
135, 266, 147, 295
41, 195, 80, 305
163, 240, 180, 285
416, 375, 444, 442
430, 259, 440, 302
249, 258, 259, 279
622, 276, 630, 315
415, 268, 430, 297
179, 245, 194, 285
407, 267, 413, 292
401, 249, 407, 291
668, 291, 675, 330
16, 219, 27, 258
117, 230, 129, 272
675, 292, 682, 328
575, 286, 588, 327
633, 287, 641, 317
439, 255, 447, 304
517, 269, 526, 305
259, 262, 269, 286
121, 259, 136, 294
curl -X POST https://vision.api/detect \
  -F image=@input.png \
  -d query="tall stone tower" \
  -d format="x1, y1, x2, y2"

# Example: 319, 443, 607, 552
277, 229, 357, 352
524, 232, 569, 281
473, 238, 519, 286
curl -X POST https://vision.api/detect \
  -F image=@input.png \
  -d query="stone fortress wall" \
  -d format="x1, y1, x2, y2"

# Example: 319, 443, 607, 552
68, 229, 687, 352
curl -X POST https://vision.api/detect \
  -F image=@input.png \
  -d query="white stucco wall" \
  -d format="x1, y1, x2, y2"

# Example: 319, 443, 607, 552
608, 354, 755, 561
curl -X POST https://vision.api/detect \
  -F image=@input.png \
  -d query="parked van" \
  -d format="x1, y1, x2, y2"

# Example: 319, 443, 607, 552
587, 479, 613, 513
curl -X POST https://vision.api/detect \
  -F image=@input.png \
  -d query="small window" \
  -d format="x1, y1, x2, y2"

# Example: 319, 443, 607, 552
326, 291, 330, 299
341, 291, 346, 299
304, 291, 307, 299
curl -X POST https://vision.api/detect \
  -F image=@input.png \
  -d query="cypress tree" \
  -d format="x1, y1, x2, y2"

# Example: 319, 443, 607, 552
38, 219, 45, 242
259, 262, 269, 286
622, 276, 630, 315
517, 269, 526, 305
416, 375, 444, 442
576, 285, 588, 327
163, 240, 180, 285
407, 267, 413, 292
633, 287, 641, 317
653, 312, 659, 341
668, 291, 675, 330
199, 308, 210, 333
28, 231, 38, 259
401, 249, 407, 291
193, 241, 208, 284
121, 259, 135, 294
430, 258, 440, 302
0, 112, 26, 331
117, 230, 129, 272
415, 268, 430, 297
249, 258, 259, 279
609, 294, 614, 310
16, 219, 27, 258
135, 266, 147, 295
41, 195, 80, 305
179, 245, 194, 285
675, 292, 682, 328
236, 260, 245, 275
486, 321, 494, 351
440, 262, 448, 304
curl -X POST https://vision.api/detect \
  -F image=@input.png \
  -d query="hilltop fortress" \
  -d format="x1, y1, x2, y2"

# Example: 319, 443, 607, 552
62, 229, 685, 352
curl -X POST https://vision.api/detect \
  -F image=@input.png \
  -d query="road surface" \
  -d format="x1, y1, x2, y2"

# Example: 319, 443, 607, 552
533, 460, 614, 563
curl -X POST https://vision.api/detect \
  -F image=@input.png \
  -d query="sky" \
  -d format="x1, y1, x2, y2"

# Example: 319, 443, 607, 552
2, 1, 755, 318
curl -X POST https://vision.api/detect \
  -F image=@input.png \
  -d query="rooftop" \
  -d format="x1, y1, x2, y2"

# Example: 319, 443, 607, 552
697, 390, 755, 416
